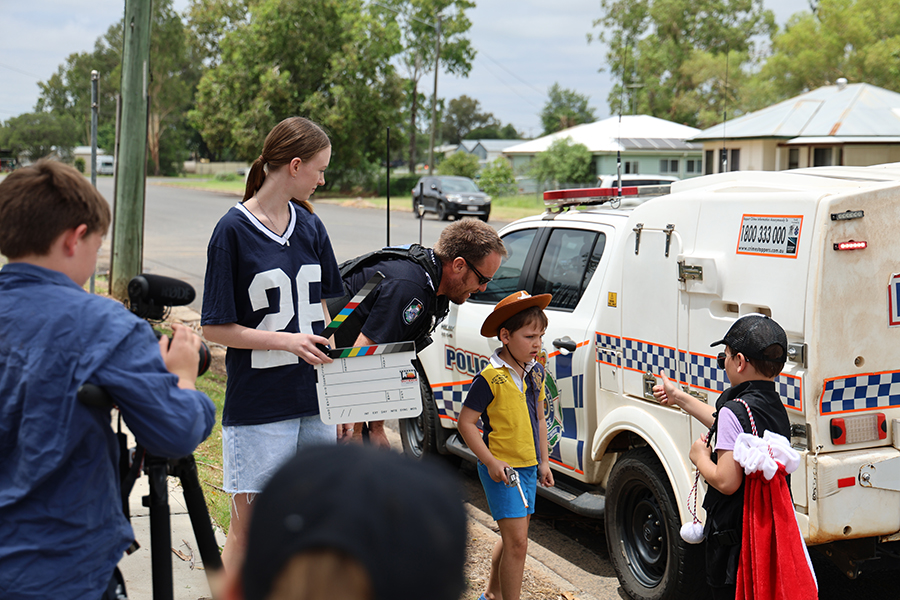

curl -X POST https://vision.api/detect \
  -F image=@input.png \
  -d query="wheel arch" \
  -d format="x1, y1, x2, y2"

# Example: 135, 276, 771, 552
591, 405, 696, 526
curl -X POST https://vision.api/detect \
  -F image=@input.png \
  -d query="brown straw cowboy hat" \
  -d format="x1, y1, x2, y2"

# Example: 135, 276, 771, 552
480, 290, 552, 337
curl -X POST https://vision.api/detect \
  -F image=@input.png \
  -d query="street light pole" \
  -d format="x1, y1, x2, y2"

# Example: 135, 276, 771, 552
427, 14, 442, 174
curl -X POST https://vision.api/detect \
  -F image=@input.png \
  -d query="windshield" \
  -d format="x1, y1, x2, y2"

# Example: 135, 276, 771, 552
440, 178, 480, 193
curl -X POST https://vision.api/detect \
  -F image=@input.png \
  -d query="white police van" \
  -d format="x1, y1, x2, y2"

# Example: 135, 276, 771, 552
401, 164, 900, 599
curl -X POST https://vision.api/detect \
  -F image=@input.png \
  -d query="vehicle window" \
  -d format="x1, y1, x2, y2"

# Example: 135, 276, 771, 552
469, 228, 537, 304
440, 178, 480, 193
532, 229, 606, 311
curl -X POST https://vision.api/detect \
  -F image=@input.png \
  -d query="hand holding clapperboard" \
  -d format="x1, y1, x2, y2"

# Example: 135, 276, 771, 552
315, 272, 423, 425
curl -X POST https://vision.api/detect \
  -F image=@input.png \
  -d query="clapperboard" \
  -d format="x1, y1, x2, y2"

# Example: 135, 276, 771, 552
315, 272, 423, 425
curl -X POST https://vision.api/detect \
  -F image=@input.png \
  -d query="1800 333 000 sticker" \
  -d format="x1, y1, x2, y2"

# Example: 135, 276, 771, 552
736, 214, 803, 258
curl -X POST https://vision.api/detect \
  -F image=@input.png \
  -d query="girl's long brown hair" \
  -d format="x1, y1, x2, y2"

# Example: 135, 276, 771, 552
243, 117, 331, 214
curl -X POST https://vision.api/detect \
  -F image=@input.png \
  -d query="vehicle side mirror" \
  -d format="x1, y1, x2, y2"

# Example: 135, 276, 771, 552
431, 184, 438, 191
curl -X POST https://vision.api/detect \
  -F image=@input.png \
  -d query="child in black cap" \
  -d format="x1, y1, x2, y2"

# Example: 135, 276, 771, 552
457, 290, 555, 600
653, 314, 792, 600
221, 444, 467, 600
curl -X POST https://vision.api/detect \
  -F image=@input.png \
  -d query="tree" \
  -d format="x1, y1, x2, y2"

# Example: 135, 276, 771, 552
540, 84, 596, 135
438, 151, 479, 178
467, 123, 521, 140
753, 0, 900, 101
441, 95, 498, 144
36, 0, 202, 175
189, 0, 404, 188
146, 2, 204, 175
479, 157, 516, 196
2, 112, 80, 161
530, 138, 594, 186
374, 0, 476, 169
36, 26, 122, 148
592, 0, 775, 127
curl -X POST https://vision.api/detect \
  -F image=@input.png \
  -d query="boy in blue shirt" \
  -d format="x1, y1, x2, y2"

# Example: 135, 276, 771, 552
0, 161, 215, 599
458, 291, 555, 600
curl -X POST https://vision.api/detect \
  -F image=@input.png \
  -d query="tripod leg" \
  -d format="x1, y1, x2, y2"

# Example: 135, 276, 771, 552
172, 455, 224, 596
144, 455, 173, 600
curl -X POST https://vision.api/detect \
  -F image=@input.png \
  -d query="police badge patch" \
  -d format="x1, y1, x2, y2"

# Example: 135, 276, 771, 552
403, 298, 424, 324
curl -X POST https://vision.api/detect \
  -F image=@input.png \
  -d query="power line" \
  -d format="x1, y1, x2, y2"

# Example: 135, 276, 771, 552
0, 62, 42, 80
477, 50, 545, 96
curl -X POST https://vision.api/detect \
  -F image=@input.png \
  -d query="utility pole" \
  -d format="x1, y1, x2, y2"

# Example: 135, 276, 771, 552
90, 70, 99, 294
427, 14, 442, 174
110, 0, 152, 301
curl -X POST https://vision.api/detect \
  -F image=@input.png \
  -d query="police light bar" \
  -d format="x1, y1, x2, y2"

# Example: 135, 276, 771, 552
833, 240, 867, 251
831, 413, 887, 445
543, 185, 671, 208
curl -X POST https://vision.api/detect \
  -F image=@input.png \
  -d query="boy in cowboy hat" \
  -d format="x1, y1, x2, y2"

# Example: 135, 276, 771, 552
457, 291, 555, 600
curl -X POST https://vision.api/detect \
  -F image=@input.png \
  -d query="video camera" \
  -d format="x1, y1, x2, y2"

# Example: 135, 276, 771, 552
127, 274, 211, 376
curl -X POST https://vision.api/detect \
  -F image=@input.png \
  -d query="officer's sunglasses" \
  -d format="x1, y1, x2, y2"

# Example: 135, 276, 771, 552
716, 351, 733, 370
463, 257, 493, 286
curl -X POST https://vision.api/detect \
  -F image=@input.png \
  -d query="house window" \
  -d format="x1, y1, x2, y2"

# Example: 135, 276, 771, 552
659, 160, 668, 173
788, 148, 799, 169
625, 161, 639, 174
814, 147, 832, 166
670, 159, 679, 173
686, 160, 695, 173
730, 149, 740, 171
705, 150, 714, 174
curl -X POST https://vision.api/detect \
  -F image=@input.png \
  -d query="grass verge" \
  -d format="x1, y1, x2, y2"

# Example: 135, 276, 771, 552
151, 176, 548, 223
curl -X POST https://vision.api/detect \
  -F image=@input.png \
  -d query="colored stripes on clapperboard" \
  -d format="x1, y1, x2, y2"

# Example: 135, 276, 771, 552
326, 341, 416, 359
320, 271, 385, 340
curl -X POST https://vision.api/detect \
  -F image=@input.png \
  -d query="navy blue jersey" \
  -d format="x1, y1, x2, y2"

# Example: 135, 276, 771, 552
342, 250, 442, 345
202, 202, 343, 426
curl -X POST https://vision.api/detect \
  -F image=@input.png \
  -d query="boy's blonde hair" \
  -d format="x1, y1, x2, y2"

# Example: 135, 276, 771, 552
0, 160, 110, 259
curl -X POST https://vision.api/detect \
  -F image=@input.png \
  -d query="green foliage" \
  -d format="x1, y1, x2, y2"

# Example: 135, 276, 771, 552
74, 157, 86, 173
36, 0, 199, 176
441, 95, 499, 144
378, 173, 421, 197
214, 171, 240, 181
754, 0, 900, 102
438, 151, 480, 179
2, 112, 80, 160
530, 138, 594, 186
592, 0, 775, 127
189, 0, 404, 189
373, 0, 476, 168
540, 83, 596, 135
479, 157, 516, 196
467, 123, 521, 140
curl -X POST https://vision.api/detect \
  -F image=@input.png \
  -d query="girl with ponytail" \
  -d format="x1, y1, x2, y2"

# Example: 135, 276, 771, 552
201, 117, 344, 574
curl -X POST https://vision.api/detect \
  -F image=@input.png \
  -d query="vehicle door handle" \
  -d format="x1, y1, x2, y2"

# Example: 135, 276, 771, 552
552, 337, 577, 353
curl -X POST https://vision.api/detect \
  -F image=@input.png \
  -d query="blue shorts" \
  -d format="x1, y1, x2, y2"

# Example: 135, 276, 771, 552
223, 415, 334, 494
478, 462, 537, 520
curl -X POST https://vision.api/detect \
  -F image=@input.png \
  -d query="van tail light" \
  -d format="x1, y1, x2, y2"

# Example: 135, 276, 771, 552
831, 413, 887, 444
833, 240, 867, 251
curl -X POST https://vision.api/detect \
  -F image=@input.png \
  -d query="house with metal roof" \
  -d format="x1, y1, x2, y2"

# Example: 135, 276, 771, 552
690, 80, 900, 173
502, 115, 703, 180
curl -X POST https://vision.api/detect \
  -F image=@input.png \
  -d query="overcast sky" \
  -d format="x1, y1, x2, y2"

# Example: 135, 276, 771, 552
1, 0, 811, 138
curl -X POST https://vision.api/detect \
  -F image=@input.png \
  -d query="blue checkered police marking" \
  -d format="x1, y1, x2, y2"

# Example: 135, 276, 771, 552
820, 371, 900, 414
777, 376, 802, 411
595, 333, 621, 366
622, 337, 678, 380
432, 380, 471, 421
596, 332, 802, 411
687, 351, 802, 411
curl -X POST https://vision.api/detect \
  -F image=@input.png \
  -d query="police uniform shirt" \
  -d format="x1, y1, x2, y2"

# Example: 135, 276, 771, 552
342, 250, 441, 345
202, 202, 343, 426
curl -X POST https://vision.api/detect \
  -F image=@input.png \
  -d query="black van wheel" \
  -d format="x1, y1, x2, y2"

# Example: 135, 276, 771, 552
605, 447, 708, 600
